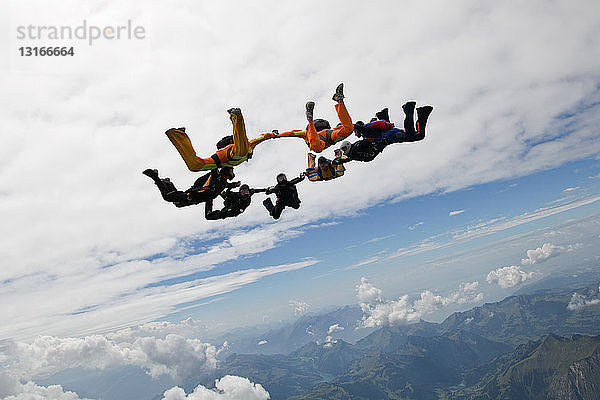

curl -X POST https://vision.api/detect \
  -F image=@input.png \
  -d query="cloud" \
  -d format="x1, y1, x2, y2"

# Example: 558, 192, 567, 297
567, 292, 600, 311
408, 222, 424, 230
356, 278, 483, 327
486, 265, 535, 288
322, 336, 337, 349
257, 340, 268, 346
4, 334, 217, 382
3, 0, 600, 347
563, 187, 580, 192
344, 256, 380, 270
0, 378, 90, 400
289, 300, 310, 316
355, 278, 383, 303
449, 210, 466, 217
521, 243, 563, 264
327, 324, 344, 334
161, 375, 270, 400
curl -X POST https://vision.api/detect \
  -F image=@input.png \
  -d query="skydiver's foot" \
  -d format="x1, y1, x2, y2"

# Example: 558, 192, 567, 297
142, 168, 159, 179
305, 101, 315, 121
375, 108, 390, 122
227, 108, 242, 116
332, 83, 344, 103
402, 101, 416, 116
177, 127, 186, 132
272, 129, 279, 136
308, 152, 316, 160
263, 198, 274, 214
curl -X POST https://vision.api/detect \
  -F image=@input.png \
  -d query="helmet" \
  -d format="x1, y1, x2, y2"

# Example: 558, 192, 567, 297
220, 166, 235, 179
239, 184, 250, 196
318, 156, 329, 165
276, 173, 287, 183
313, 118, 331, 131
340, 141, 351, 154
216, 135, 234, 149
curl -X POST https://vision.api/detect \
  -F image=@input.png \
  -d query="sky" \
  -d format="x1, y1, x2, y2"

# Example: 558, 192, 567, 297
1, 0, 600, 398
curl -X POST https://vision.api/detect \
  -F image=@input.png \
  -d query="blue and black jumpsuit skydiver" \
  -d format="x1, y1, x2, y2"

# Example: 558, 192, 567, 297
352, 101, 434, 156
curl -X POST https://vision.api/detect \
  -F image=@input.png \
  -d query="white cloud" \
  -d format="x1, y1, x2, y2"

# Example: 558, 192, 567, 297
2, 0, 600, 347
408, 222, 424, 230
161, 375, 270, 400
567, 293, 600, 311
356, 278, 483, 327
4, 334, 217, 382
257, 340, 268, 346
327, 324, 344, 334
521, 243, 563, 264
289, 300, 310, 316
322, 336, 337, 349
355, 278, 383, 304
449, 210, 466, 217
563, 187, 580, 192
486, 265, 535, 288
1, 380, 90, 400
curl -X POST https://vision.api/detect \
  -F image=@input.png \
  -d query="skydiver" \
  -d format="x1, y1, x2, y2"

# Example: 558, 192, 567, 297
262, 173, 305, 219
305, 150, 347, 181
165, 108, 279, 172
274, 83, 354, 153
204, 184, 267, 220
353, 101, 434, 148
142, 167, 239, 208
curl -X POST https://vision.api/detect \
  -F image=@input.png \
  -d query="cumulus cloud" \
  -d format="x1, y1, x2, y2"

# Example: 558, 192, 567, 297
161, 375, 270, 400
0, 371, 91, 400
327, 324, 344, 334
567, 293, 600, 311
356, 278, 483, 327
4, 334, 217, 382
521, 243, 563, 265
289, 300, 310, 316
356, 277, 383, 303
487, 265, 535, 288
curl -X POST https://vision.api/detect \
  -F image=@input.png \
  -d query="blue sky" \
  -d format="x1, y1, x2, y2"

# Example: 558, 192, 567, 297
161, 157, 600, 330
1, 0, 600, 398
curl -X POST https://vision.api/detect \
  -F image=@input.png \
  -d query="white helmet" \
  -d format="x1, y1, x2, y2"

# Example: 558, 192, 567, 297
340, 141, 351, 154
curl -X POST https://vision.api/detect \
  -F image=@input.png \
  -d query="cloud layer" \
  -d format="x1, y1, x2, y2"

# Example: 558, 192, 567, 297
356, 278, 483, 327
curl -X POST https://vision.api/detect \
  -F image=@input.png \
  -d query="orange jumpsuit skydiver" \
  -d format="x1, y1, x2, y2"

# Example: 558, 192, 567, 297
165, 109, 278, 172
276, 102, 354, 153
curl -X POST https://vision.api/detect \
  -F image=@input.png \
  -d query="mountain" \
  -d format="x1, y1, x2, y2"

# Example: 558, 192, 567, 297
216, 283, 600, 399
454, 334, 600, 400
215, 305, 375, 356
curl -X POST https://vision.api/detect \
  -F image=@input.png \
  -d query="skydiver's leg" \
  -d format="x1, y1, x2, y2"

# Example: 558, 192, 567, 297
329, 102, 354, 143
228, 108, 251, 157
263, 197, 276, 219
205, 199, 226, 220
402, 101, 417, 136
271, 200, 285, 219
142, 169, 190, 205
305, 102, 327, 153
415, 106, 434, 141
165, 128, 219, 171
307, 153, 316, 169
